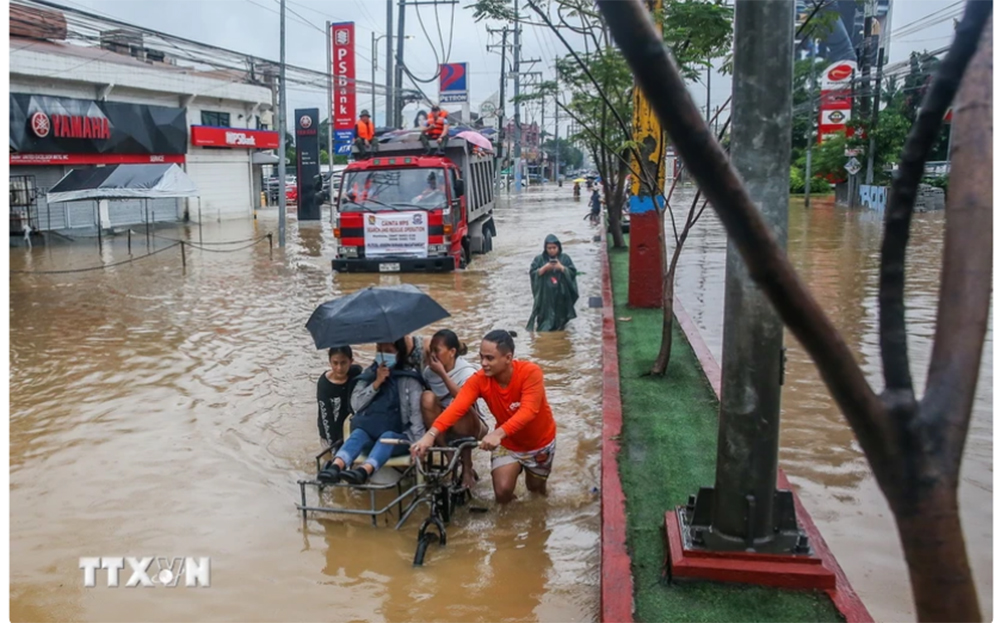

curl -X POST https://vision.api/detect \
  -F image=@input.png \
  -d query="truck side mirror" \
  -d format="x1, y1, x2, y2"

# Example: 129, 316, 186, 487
454, 178, 465, 198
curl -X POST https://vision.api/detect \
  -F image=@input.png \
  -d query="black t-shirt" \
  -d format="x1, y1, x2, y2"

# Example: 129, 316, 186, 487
317, 364, 363, 445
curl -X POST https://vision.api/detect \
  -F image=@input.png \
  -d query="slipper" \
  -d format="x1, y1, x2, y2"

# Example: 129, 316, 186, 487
317, 465, 341, 483
340, 467, 371, 485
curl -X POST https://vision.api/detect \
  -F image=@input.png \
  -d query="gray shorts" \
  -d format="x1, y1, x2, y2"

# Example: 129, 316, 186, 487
491, 438, 556, 479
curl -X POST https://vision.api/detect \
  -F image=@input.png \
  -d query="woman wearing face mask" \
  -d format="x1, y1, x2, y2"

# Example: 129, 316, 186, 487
317, 338, 427, 485
421, 329, 489, 490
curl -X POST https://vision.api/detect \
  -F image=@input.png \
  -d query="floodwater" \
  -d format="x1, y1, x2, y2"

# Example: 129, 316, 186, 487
9, 187, 603, 622
671, 192, 993, 622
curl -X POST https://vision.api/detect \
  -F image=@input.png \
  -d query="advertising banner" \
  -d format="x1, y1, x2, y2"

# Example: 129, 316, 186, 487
295, 108, 321, 221
331, 22, 356, 155
817, 60, 856, 143
190, 126, 279, 149
9, 93, 187, 157
363, 211, 429, 258
438, 63, 468, 104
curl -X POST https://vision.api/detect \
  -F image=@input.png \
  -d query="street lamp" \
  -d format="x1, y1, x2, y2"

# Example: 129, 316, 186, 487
372, 33, 413, 128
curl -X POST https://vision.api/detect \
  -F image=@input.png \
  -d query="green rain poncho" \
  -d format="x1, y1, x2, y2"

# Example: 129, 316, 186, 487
527, 234, 579, 331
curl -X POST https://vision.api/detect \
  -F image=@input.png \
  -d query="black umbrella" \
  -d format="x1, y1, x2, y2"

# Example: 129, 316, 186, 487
306, 284, 451, 348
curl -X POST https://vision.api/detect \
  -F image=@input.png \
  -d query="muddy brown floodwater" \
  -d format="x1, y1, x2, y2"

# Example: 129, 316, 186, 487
672, 193, 993, 622
10, 187, 603, 622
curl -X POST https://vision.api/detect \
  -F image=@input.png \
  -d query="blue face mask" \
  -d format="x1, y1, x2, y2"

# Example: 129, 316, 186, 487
374, 352, 397, 368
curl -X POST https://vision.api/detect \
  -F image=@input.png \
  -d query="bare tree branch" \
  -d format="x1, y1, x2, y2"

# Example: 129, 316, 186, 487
924, 17, 992, 470
879, 0, 993, 396
596, 0, 890, 465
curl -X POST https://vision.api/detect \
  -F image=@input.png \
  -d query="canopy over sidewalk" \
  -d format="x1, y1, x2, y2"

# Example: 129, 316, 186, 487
46, 163, 199, 203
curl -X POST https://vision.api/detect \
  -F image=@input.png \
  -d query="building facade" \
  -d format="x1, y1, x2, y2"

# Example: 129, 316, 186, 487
10, 17, 278, 233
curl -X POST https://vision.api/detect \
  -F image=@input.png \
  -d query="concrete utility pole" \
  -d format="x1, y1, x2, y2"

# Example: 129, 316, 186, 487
804, 38, 817, 207
689, 0, 804, 554
386, 0, 394, 126
626, 0, 666, 308
554, 77, 560, 184
277, 0, 287, 248
512, 0, 522, 193
394, 0, 407, 128
865, 27, 884, 185
327, 22, 334, 169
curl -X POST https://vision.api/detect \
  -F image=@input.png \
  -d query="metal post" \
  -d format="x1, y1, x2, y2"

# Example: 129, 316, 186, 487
705, 61, 712, 122
805, 39, 817, 207
145, 200, 150, 249
394, 0, 407, 128
96, 203, 102, 253
513, 0, 521, 193
198, 198, 203, 246
180, 240, 186, 270
386, 0, 394, 126
277, 0, 287, 248
866, 47, 884, 185
695, 0, 800, 553
151, 210, 156, 249
127, 228, 132, 255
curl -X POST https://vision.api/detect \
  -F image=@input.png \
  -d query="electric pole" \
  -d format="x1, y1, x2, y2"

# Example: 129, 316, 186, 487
554, 77, 560, 184
487, 26, 510, 171
513, 0, 522, 192
394, 0, 407, 128
804, 38, 817, 207
386, 0, 394, 126
277, 0, 287, 247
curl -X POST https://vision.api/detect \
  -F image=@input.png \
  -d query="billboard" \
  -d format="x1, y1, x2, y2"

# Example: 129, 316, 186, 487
295, 108, 322, 221
795, 0, 891, 64
330, 22, 356, 156
439, 63, 468, 104
817, 60, 856, 142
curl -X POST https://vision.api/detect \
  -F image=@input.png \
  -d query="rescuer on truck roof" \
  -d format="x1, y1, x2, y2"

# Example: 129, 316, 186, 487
420, 104, 450, 156
354, 110, 376, 159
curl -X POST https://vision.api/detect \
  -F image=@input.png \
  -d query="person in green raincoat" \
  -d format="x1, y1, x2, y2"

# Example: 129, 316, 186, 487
527, 234, 579, 331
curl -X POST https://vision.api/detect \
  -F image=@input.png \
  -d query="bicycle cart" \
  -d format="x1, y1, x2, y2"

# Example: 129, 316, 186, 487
296, 434, 482, 566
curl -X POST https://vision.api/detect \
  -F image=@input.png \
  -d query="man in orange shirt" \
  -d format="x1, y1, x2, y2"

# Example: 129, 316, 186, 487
411, 329, 556, 503
353, 110, 376, 159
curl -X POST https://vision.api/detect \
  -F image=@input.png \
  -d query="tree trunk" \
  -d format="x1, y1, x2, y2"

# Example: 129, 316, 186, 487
894, 486, 982, 622
606, 157, 629, 248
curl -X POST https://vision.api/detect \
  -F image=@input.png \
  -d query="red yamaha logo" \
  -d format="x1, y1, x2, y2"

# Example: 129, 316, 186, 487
299, 115, 312, 129
30, 112, 50, 138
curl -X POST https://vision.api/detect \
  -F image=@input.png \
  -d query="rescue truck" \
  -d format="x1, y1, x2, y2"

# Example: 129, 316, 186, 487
332, 138, 497, 272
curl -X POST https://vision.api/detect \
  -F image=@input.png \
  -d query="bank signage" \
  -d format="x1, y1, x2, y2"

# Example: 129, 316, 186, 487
190, 126, 279, 149
10, 93, 187, 164
330, 21, 356, 155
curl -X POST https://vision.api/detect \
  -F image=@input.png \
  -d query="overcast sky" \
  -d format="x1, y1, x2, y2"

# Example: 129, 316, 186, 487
68, 0, 963, 134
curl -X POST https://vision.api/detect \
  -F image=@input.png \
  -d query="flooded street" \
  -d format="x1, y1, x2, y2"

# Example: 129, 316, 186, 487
672, 192, 993, 622
10, 187, 603, 622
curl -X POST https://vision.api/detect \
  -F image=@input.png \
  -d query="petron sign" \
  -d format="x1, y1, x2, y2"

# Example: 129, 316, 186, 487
10, 93, 187, 165
190, 126, 279, 149
439, 63, 468, 104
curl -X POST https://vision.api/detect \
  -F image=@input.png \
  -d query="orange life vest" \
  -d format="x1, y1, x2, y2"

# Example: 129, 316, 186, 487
355, 118, 374, 141
425, 110, 448, 139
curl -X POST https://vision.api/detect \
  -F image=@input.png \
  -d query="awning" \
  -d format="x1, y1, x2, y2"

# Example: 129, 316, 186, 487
46, 163, 199, 203
251, 151, 280, 165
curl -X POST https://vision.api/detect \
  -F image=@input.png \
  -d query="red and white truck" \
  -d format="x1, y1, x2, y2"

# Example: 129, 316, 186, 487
332, 139, 497, 272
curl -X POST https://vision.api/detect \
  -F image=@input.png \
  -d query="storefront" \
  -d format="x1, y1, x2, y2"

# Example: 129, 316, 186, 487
10, 93, 189, 232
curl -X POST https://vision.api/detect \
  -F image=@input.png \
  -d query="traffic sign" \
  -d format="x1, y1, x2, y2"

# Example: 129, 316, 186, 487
480, 101, 497, 117
845, 156, 861, 176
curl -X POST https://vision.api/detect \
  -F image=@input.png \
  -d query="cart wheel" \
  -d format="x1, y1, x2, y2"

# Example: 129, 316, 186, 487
413, 533, 438, 566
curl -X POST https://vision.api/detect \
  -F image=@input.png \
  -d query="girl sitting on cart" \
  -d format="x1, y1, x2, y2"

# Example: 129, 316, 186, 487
317, 338, 427, 485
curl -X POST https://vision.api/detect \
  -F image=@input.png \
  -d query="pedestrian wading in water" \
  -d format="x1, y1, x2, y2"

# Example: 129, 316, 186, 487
411, 330, 557, 503
527, 234, 579, 332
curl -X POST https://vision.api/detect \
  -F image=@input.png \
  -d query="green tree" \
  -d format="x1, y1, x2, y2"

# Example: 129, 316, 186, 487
541, 138, 583, 171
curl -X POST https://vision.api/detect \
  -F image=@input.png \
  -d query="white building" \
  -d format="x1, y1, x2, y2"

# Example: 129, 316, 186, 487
10, 14, 278, 232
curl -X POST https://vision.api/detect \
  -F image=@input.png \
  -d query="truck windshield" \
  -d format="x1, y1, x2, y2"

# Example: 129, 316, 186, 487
340, 168, 447, 212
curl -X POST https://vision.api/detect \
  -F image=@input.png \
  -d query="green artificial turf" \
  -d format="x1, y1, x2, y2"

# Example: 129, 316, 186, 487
608, 244, 843, 623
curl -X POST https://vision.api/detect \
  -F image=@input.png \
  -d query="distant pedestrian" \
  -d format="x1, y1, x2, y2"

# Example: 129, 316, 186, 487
527, 234, 579, 332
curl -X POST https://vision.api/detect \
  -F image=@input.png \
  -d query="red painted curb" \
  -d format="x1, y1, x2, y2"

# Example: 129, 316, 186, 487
671, 295, 874, 623
601, 243, 635, 623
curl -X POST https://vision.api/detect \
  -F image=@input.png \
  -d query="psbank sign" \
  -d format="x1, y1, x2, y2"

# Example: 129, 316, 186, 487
190, 125, 280, 149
